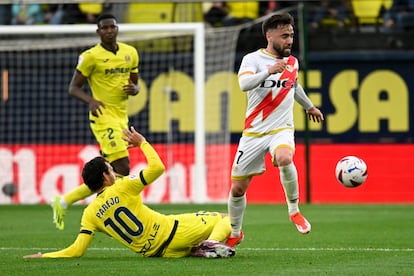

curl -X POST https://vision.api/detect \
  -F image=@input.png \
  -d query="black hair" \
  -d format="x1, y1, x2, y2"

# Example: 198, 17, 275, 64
96, 14, 117, 27
262, 13, 294, 36
82, 156, 109, 192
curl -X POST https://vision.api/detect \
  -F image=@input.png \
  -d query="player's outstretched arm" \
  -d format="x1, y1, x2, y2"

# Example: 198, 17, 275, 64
123, 126, 165, 184
23, 232, 93, 259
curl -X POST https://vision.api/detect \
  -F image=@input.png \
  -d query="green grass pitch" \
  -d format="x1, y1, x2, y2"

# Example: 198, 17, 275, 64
1, 204, 413, 275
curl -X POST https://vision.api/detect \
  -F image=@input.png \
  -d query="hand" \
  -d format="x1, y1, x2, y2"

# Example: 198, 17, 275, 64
123, 79, 139, 96
89, 98, 105, 117
23, 252, 43, 259
306, 107, 324, 123
122, 126, 146, 148
268, 60, 287, 74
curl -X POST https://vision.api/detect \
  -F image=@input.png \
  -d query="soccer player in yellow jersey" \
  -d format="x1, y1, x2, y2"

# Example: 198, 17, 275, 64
51, 14, 140, 230
25, 127, 235, 259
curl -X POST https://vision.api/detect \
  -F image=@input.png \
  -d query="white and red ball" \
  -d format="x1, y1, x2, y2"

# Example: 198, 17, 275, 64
335, 156, 368, 188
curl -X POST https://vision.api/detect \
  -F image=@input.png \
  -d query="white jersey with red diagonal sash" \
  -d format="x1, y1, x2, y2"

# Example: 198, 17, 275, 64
238, 49, 298, 135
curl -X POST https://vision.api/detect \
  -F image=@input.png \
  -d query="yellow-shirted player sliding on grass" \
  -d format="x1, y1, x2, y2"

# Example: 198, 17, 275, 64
26, 127, 236, 259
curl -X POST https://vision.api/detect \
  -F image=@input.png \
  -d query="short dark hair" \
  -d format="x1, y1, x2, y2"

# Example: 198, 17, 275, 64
82, 156, 109, 192
96, 14, 117, 27
262, 13, 294, 36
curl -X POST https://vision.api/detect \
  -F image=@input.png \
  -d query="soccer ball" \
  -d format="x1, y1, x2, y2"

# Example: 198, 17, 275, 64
335, 156, 368, 188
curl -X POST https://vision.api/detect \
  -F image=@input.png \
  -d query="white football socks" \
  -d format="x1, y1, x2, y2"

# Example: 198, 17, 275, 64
228, 193, 246, 237
280, 162, 299, 214
59, 196, 68, 209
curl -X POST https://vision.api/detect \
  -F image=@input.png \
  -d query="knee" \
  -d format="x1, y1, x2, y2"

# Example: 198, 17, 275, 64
274, 147, 294, 167
274, 155, 293, 167
111, 158, 130, 176
231, 179, 249, 197
114, 165, 130, 176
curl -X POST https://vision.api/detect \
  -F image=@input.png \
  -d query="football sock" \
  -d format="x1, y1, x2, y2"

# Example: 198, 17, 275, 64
228, 193, 246, 237
59, 196, 68, 209
208, 216, 232, 242
280, 163, 299, 214
63, 183, 93, 206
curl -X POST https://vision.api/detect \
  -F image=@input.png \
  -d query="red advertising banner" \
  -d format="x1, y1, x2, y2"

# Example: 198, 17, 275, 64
1, 144, 413, 204
246, 144, 414, 203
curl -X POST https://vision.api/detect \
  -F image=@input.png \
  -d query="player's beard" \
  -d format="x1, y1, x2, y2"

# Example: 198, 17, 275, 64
272, 42, 291, 57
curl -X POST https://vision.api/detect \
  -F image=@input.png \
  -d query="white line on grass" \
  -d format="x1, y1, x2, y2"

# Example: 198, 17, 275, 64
3, 247, 414, 252
243, 248, 414, 252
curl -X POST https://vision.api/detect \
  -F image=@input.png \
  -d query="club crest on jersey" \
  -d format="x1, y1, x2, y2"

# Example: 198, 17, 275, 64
286, 65, 293, 72
124, 55, 131, 63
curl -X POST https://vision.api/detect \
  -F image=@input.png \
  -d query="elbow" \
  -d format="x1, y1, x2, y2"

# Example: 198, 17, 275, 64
238, 77, 247, 91
239, 80, 254, 91
73, 252, 84, 258
155, 163, 166, 177
147, 161, 165, 180
239, 84, 248, 91
70, 247, 87, 258
68, 86, 75, 97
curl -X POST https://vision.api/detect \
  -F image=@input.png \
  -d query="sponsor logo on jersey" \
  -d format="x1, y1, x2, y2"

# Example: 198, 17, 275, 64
260, 79, 297, 89
105, 68, 131, 74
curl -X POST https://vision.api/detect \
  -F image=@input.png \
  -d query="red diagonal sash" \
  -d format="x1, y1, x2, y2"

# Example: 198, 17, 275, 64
244, 56, 298, 130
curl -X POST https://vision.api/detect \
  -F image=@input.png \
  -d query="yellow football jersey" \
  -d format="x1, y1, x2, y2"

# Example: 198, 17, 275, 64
80, 179, 175, 257
76, 42, 139, 125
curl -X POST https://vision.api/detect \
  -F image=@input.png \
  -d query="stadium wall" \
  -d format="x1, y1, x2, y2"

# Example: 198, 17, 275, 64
1, 51, 413, 204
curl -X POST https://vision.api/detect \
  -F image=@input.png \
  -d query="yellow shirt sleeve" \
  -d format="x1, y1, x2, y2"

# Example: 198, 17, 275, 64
139, 141, 165, 186
42, 232, 94, 258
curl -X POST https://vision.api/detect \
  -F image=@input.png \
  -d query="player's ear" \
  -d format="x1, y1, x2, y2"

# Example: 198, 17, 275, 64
102, 171, 111, 185
265, 31, 272, 42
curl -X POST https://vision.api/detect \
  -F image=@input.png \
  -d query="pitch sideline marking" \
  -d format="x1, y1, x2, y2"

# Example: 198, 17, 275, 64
2, 247, 413, 252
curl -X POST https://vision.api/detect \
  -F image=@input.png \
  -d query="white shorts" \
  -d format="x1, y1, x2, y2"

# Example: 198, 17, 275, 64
231, 129, 295, 179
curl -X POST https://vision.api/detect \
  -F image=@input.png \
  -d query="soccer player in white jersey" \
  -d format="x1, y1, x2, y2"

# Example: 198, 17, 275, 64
226, 13, 324, 247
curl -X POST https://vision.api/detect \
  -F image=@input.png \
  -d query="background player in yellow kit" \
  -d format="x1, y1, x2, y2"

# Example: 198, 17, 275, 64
25, 127, 235, 259
52, 14, 139, 230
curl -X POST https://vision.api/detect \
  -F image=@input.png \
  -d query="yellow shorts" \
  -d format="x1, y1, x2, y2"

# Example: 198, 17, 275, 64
89, 120, 129, 163
162, 211, 223, 258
